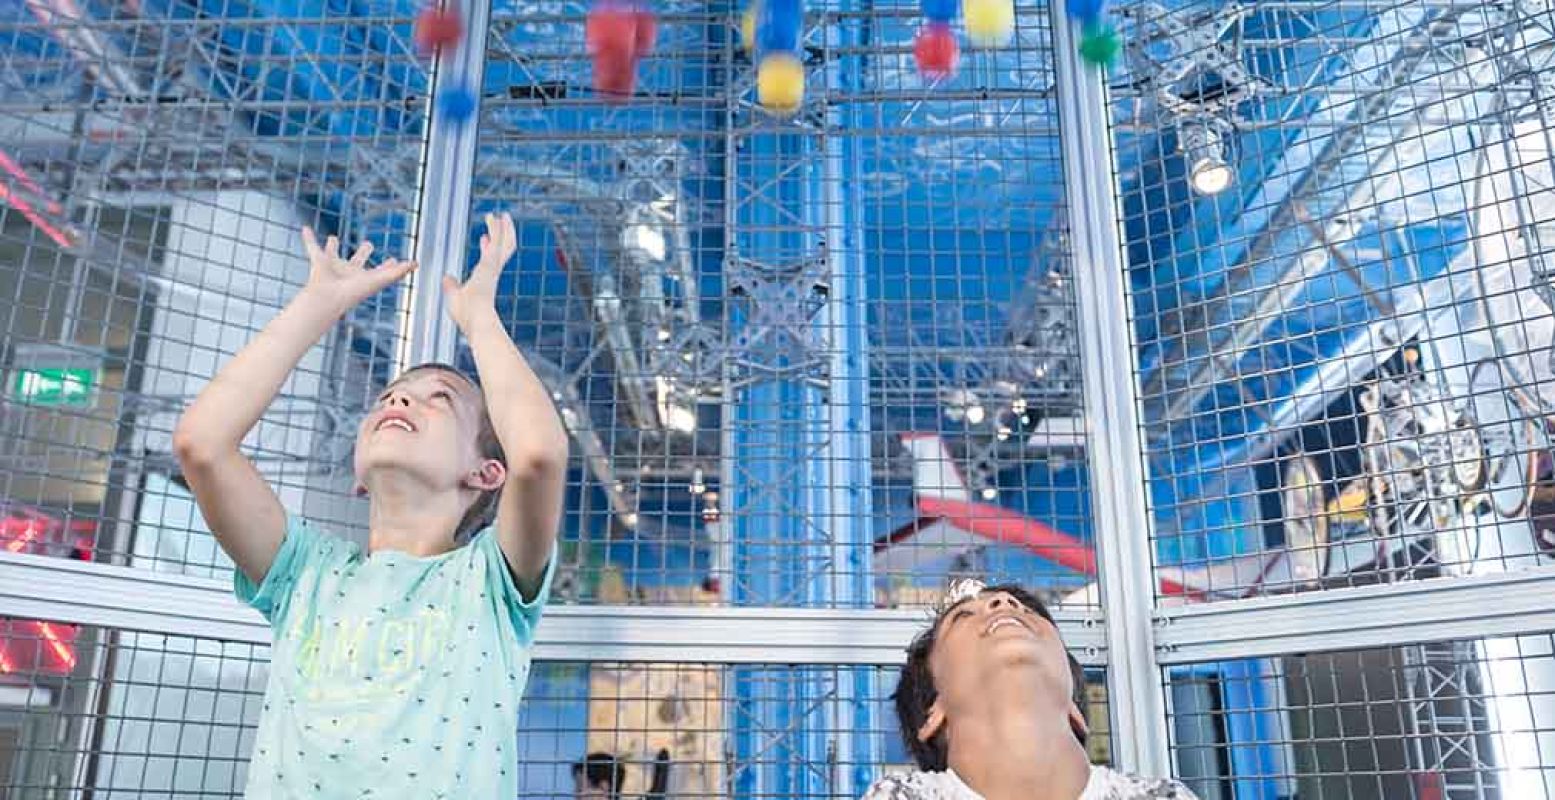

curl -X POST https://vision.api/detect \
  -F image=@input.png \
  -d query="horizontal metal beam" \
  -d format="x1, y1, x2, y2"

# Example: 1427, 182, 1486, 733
1154, 566, 1555, 664
0, 551, 1108, 665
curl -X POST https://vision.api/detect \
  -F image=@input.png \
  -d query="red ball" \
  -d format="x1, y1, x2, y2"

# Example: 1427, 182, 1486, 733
914, 22, 958, 79
632, 8, 657, 55
593, 50, 637, 100
413, 5, 464, 56
586, 5, 635, 56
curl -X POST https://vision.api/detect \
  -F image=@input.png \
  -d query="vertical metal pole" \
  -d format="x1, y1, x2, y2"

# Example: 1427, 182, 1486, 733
1050, 5, 1172, 778
401, 0, 489, 369
817, 1, 876, 794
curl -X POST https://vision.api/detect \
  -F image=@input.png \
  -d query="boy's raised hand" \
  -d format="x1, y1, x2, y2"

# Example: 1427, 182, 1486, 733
300, 227, 417, 309
443, 212, 517, 331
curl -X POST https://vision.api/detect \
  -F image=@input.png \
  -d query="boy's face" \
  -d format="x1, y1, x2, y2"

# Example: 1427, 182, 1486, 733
354, 368, 488, 494
922, 590, 1081, 739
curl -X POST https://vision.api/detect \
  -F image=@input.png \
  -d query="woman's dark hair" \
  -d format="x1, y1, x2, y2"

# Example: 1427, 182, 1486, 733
399, 363, 506, 543
892, 583, 1089, 772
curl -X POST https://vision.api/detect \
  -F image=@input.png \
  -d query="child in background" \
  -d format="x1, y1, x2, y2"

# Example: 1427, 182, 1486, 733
173, 212, 569, 799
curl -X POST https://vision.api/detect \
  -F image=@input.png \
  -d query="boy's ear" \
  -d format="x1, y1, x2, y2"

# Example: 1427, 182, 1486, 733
1069, 704, 1090, 744
466, 459, 507, 492
916, 699, 947, 744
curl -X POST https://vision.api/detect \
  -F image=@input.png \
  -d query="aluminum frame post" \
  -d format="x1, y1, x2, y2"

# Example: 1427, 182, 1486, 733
1050, 5, 1173, 778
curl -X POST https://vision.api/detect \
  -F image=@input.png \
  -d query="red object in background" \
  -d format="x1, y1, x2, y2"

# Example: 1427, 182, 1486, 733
592, 50, 638, 98
1412, 772, 1445, 800
914, 22, 958, 79
586, 2, 655, 101
413, 4, 464, 56
632, 8, 657, 54
0, 505, 91, 677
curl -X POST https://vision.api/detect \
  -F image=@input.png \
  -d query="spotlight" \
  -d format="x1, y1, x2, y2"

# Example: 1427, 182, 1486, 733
690, 468, 706, 495
624, 222, 667, 261
664, 406, 697, 433
1179, 119, 1234, 196
656, 376, 698, 433
943, 389, 982, 423
980, 486, 998, 501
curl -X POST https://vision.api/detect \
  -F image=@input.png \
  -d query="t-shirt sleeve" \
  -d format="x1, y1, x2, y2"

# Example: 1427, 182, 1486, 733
232, 515, 335, 629
471, 530, 557, 643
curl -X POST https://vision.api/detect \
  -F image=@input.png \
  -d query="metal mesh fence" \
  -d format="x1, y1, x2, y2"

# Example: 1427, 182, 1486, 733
8, 0, 1555, 795
1112, 0, 1555, 601
1165, 632, 1555, 800
0, 0, 427, 575
0, 0, 1094, 610
468, 1, 1092, 609
0, 621, 1115, 798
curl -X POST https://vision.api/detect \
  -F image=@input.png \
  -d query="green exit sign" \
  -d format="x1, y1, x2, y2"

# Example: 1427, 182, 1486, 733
11, 368, 96, 407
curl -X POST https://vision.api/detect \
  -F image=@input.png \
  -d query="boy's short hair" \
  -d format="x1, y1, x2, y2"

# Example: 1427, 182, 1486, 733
398, 363, 505, 542
892, 582, 1089, 772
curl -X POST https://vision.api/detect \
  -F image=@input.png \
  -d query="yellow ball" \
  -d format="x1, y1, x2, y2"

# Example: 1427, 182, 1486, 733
740, 3, 758, 51
963, 0, 1014, 47
757, 54, 804, 115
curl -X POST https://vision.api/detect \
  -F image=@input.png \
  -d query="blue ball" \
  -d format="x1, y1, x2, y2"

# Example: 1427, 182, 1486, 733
436, 85, 477, 123
921, 0, 958, 23
1065, 0, 1104, 21
756, 0, 801, 53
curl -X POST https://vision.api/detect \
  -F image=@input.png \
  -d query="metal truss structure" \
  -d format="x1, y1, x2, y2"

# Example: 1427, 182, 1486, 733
1401, 639, 1498, 799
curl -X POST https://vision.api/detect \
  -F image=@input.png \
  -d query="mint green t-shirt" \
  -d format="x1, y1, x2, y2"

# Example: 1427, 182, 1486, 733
235, 515, 555, 799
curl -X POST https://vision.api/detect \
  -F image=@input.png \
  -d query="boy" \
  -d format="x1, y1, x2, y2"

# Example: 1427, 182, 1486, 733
173, 213, 569, 798
864, 580, 1197, 800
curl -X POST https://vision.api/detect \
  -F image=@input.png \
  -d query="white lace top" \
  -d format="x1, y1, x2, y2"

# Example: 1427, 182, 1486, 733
861, 765, 1199, 800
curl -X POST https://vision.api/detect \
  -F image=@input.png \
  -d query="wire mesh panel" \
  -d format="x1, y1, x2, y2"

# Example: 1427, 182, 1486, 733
0, 631, 1113, 799
470, 0, 1094, 611
1165, 632, 1555, 800
0, 0, 429, 574
0, 621, 269, 798
1109, 0, 1555, 600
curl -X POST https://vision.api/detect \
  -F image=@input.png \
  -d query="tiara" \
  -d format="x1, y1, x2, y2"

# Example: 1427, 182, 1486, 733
936, 577, 987, 613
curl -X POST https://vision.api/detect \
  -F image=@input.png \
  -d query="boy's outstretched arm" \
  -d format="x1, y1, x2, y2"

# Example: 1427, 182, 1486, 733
173, 231, 416, 585
444, 213, 569, 597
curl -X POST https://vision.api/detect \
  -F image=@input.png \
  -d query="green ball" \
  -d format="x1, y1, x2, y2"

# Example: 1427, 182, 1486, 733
1078, 24, 1120, 66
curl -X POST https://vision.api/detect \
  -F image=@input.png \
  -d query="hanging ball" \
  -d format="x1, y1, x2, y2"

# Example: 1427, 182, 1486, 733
921, 0, 959, 24
413, 5, 464, 55
914, 22, 958, 79
632, 7, 657, 54
1077, 22, 1121, 67
593, 52, 638, 99
740, 2, 759, 51
586, 3, 634, 56
756, 52, 805, 115
756, 0, 801, 55
436, 84, 477, 122
1064, 0, 1104, 22
963, 0, 1014, 47
588, 2, 652, 100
